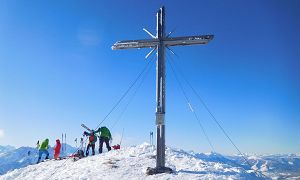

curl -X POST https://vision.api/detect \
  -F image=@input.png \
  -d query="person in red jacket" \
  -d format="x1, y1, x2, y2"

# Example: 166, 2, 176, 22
54, 139, 61, 160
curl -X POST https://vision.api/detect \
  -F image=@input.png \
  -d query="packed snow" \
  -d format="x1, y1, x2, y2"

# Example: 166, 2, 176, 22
0, 143, 299, 180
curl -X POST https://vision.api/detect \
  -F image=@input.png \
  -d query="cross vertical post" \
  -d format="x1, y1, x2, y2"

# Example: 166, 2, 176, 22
155, 6, 166, 170
112, 6, 213, 175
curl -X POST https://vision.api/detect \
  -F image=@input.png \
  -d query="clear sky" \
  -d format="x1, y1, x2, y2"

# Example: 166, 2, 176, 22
0, 0, 299, 154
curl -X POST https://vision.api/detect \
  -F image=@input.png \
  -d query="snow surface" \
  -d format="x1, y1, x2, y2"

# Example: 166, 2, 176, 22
0, 143, 299, 180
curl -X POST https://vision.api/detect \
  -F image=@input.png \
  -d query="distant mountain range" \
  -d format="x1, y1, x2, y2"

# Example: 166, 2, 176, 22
0, 144, 77, 175
0, 145, 15, 154
0, 143, 300, 179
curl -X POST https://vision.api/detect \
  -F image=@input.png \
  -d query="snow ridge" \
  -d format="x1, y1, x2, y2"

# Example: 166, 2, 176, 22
0, 143, 299, 180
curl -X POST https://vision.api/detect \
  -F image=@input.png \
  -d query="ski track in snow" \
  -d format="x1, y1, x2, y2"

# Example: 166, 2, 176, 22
0, 143, 299, 180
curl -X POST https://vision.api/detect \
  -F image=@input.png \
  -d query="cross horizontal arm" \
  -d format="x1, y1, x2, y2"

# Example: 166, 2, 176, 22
112, 39, 159, 50
164, 35, 214, 47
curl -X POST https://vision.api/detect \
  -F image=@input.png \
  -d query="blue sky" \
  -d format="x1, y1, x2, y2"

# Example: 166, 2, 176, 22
0, 0, 299, 154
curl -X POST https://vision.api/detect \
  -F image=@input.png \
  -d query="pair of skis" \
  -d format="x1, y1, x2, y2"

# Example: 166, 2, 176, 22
81, 123, 93, 133
81, 123, 100, 139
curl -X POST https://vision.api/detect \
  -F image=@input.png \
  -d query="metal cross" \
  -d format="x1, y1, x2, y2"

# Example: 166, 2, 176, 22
112, 6, 213, 174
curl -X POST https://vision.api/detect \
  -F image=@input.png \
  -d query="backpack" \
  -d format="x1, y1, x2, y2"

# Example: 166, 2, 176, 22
89, 135, 95, 142
89, 134, 97, 143
77, 150, 84, 158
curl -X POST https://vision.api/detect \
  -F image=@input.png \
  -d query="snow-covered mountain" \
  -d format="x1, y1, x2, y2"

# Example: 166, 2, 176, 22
0, 144, 77, 175
0, 145, 15, 154
0, 143, 299, 179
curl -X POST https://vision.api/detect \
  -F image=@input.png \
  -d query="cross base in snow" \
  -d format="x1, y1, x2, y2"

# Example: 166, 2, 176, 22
146, 166, 173, 175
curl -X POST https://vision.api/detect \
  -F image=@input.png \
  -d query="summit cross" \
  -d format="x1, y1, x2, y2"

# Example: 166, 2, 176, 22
112, 6, 214, 174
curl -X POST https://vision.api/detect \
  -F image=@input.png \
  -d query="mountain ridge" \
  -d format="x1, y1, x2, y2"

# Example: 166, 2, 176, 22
0, 143, 299, 179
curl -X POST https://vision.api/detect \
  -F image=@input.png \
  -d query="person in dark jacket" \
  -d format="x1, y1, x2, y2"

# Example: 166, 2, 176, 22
83, 130, 97, 156
95, 126, 112, 154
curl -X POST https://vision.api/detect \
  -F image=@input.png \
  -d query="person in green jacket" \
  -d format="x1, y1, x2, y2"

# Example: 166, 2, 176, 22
37, 138, 49, 163
95, 126, 112, 153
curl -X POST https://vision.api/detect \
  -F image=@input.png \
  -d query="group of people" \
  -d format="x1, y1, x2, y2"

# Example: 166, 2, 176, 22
36, 138, 61, 163
83, 126, 112, 156
36, 126, 112, 163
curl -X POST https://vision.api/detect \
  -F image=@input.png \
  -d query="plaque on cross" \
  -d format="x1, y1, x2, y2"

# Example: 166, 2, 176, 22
112, 6, 213, 174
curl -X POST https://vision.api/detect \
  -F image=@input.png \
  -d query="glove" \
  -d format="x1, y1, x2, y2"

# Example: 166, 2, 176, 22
83, 131, 88, 136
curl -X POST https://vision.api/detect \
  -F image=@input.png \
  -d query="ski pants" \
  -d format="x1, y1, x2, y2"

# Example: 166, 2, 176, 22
37, 149, 49, 163
99, 137, 111, 154
54, 151, 60, 159
86, 143, 95, 156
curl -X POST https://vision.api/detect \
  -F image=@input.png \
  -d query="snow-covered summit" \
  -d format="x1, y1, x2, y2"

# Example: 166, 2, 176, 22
1, 143, 299, 180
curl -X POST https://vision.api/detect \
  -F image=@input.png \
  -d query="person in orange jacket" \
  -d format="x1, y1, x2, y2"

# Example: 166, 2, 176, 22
53, 139, 61, 160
